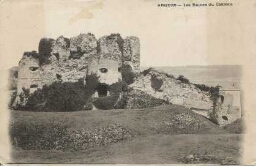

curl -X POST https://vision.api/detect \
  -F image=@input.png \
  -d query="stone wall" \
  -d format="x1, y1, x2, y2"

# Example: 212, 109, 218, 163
128, 69, 212, 110
211, 90, 242, 126
87, 58, 121, 85
12, 52, 42, 108
123, 37, 140, 73
127, 68, 242, 126
13, 33, 140, 108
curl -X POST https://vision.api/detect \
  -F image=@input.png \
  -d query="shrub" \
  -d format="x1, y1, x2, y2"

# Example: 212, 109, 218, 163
38, 38, 55, 65
109, 82, 123, 95
126, 90, 170, 109
24, 74, 99, 112
9, 91, 17, 109
120, 65, 136, 85
10, 122, 131, 151
208, 85, 221, 123
93, 95, 119, 110
194, 84, 211, 92
177, 75, 190, 84
93, 81, 127, 110
151, 74, 163, 91
142, 67, 154, 76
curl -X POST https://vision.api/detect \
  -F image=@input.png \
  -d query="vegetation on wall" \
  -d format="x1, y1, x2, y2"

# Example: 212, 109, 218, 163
141, 68, 175, 79
208, 85, 221, 123
194, 84, 212, 92
120, 65, 136, 85
151, 74, 163, 91
142, 67, 154, 76
9, 91, 17, 108
177, 75, 190, 84
38, 38, 55, 65
126, 89, 170, 109
23, 51, 39, 59
93, 81, 128, 110
16, 74, 99, 112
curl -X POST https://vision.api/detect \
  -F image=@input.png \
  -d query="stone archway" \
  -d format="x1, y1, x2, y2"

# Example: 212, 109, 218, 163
97, 83, 109, 97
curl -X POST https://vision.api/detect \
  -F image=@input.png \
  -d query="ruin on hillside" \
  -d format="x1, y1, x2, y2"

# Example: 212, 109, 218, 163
10, 33, 241, 126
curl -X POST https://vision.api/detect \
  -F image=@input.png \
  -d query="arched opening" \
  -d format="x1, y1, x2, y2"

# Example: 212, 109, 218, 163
29, 67, 39, 71
97, 83, 109, 97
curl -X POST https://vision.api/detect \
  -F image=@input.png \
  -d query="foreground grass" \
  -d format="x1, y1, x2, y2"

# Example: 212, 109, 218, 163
10, 105, 243, 164
12, 134, 242, 164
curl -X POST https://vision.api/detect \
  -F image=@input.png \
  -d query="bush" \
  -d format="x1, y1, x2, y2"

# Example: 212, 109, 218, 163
120, 64, 136, 85
177, 75, 190, 84
126, 90, 170, 109
38, 38, 55, 65
9, 91, 17, 109
151, 74, 163, 91
208, 85, 221, 123
194, 84, 211, 92
93, 81, 127, 110
24, 74, 99, 112
93, 96, 119, 110
142, 67, 154, 76
10, 122, 131, 151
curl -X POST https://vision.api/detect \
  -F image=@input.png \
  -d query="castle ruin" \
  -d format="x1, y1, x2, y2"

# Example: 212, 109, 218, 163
11, 33, 241, 126
12, 33, 140, 108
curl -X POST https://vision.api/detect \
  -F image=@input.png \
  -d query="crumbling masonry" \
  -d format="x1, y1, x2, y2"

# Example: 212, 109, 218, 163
12, 33, 241, 126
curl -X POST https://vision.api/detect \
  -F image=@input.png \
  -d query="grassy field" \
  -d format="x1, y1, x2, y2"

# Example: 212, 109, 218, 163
10, 105, 243, 164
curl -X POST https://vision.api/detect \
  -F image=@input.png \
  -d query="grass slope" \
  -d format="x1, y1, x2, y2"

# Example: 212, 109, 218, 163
10, 105, 242, 164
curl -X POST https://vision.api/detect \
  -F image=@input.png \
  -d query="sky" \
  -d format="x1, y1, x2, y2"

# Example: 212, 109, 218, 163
0, 0, 248, 69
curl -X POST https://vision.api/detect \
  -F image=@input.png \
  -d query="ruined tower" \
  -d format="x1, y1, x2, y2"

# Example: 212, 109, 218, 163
13, 33, 140, 108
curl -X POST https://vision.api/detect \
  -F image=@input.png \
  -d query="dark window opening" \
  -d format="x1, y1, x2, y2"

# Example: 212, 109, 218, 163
97, 83, 109, 97
30, 84, 38, 88
222, 116, 228, 121
99, 68, 108, 73
29, 67, 39, 71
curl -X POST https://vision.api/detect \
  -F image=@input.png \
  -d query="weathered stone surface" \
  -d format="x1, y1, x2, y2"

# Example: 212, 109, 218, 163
125, 36, 140, 73
70, 33, 97, 59
98, 34, 122, 66
40, 34, 98, 85
123, 38, 132, 61
128, 68, 212, 110
87, 59, 121, 85
210, 90, 242, 126
51, 36, 70, 63
13, 52, 42, 108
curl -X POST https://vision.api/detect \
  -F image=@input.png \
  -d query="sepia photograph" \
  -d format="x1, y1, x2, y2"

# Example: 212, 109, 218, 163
0, 0, 255, 165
